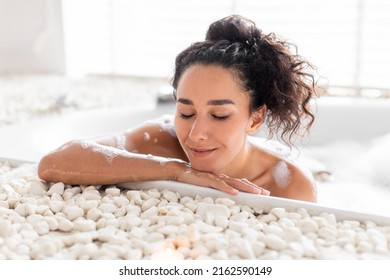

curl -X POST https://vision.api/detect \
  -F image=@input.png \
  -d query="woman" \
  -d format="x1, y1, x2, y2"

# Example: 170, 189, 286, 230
38, 15, 318, 202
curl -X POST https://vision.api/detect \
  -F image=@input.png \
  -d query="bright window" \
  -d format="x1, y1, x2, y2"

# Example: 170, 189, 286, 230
62, 0, 390, 94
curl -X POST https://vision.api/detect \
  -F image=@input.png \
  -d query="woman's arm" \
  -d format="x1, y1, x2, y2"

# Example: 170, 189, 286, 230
37, 138, 187, 185
38, 123, 270, 195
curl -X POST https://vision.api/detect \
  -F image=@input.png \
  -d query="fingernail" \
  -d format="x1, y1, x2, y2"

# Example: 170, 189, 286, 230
231, 189, 239, 195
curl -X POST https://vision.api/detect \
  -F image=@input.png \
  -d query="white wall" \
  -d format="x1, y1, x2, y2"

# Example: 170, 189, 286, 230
0, 0, 65, 74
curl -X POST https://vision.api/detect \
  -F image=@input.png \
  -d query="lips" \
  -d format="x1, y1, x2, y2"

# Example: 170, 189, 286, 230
189, 147, 217, 157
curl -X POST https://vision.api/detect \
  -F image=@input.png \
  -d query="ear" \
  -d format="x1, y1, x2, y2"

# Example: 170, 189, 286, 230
246, 105, 267, 135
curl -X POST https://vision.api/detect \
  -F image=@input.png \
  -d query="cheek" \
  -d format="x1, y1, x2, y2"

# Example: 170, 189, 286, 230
174, 118, 189, 142
215, 121, 248, 146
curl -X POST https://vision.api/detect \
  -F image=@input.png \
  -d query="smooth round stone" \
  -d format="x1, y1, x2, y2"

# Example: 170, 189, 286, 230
64, 206, 84, 221
58, 219, 74, 232
47, 182, 65, 195
264, 233, 288, 250
27, 181, 47, 196
196, 202, 230, 219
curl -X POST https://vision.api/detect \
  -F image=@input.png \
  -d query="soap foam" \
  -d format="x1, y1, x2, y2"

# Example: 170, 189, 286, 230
80, 140, 131, 164
114, 134, 126, 150
144, 132, 150, 141
272, 160, 291, 189
145, 115, 177, 138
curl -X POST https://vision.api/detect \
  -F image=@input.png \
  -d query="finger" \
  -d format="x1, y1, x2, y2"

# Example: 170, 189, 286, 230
200, 173, 239, 195
221, 177, 270, 195
241, 178, 270, 195
182, 171, 239, 195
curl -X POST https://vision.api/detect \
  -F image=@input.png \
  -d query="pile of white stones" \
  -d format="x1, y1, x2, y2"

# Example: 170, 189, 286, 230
1, 160, 390, 260
0, 75, 165, 126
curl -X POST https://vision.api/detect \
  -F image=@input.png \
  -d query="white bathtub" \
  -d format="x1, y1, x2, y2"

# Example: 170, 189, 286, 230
1, 96, 390, 220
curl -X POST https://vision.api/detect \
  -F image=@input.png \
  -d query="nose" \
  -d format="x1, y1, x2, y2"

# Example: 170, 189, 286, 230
188, 116, 209, 141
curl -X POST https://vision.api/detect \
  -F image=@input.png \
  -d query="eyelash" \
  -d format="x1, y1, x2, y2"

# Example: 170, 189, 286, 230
180, 113, 194, 119
179, 113, 229, 121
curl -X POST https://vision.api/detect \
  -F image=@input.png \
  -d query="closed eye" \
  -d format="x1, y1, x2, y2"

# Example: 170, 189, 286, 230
212, 115, 229, 121
180, 113, 194, 119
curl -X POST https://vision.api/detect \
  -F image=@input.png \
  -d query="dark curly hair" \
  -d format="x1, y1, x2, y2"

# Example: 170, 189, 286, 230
172, 15, 318, 146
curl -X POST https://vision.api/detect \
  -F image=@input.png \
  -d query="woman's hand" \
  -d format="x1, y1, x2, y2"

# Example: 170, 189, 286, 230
174, 163, 270, 196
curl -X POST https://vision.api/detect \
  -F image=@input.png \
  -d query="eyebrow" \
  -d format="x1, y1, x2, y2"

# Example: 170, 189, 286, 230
176, 98, 235, 106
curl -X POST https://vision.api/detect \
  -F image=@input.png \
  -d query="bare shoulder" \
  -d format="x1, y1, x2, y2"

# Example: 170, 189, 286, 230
285, 162, 317, 202
249, 137, 317, 202
124, 115, 186, 160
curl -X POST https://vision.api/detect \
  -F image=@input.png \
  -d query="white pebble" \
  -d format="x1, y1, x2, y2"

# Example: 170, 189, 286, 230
25, 203, 38, 216
127, 191, 143, 205
229, 205, 241, 216
36, 205, 50, 215
196, 202, 230, 220
14, 204, 27, 216
0, 201, 9, 209
145, 232, 165, 242
87, 208, 102, 221
234, 238, 256, 259
252, 241, 266, 257
58, 219, 74, 232
49, 200, 64, 213
98, 203, 117, 214
297, 208, 310, 218
27, 181, 47, 196
281, 227, 301, 243
105, 187, 121, 196
357, 241, 374, 253
215, 216, 229, 229
140, 206, 158, 219
264, 224, 283, 235
0, 220, 13, 237
270, 207, 287, 219
47, 182, 65, 195
64, 206, 84, 221
44, 216, 59, 231
74, 220, 96, 232
321, 213, 337, 226
231, 211, 249, 223
259, 214, 277, 223
26, 214, 43, 226
20, 230, 38, 240
34, 220, 50, 235
79, 200, 99, 212
51, 193, 63, 201
228, 220, 248, 233
286, 212, 302, 221
164, 215, 185, 226
0, 193, 7, 201
285, 241, 305, 259
141, 198, 160, 211
158, 225, 178, 235
63, 189, 75, 201
82, 192, 101, 200
297, 218, 319, 233
119, 215, 142, 231
113, 196, 129, 208
264, 233, 288, 250
278, 217, 295, 228
162, 191, 178, 202
215, 197, 236, 207
318, 226, 338, 241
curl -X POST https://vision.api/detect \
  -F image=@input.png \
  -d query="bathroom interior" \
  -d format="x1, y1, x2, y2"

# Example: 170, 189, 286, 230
1, 0, 390, 260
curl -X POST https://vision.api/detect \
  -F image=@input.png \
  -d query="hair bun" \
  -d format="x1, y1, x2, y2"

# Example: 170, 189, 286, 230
206, 15, 262, 43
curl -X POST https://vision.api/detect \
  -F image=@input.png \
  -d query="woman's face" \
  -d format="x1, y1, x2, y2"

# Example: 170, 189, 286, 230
174, 64, 260, 174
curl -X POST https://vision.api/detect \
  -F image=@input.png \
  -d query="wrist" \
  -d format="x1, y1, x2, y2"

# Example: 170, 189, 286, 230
166, 159, 191, 181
